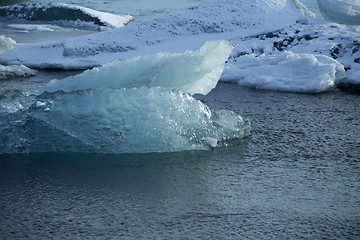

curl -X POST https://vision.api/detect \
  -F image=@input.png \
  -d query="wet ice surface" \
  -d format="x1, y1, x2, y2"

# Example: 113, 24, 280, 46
1, 83, 359, 239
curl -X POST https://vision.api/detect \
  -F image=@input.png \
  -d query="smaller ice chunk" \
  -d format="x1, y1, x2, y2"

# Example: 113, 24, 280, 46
222, 51, 346, 93
40, 40, 234, 95
0, 35, 16, 56
0, 64, 36, 79
204, 137, 218, 148
317, 0, 360, 25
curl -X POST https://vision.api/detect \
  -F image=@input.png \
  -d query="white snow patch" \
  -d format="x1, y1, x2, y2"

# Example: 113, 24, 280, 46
72, 4, 134, 28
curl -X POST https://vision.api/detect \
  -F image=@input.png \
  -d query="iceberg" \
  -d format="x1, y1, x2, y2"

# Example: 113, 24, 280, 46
317, 0, 360, 25
39, 40, 233, 95
0, 3, 133, 30
0, 40, 250, 154
222, 51, 346, 93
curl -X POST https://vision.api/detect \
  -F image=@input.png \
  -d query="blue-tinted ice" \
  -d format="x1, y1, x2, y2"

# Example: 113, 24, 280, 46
0, 41, 250, 154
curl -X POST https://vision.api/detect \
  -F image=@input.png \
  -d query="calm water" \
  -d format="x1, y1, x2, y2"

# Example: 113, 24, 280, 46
1, 84, 359, 239
1, 0, 359, 239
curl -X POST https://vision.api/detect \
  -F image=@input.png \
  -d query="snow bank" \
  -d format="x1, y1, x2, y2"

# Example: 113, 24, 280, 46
0, 3, 133, 30
317, 0, 360, 25
222, 51, 345, 93
0, 0, 303, 69
40, 40, 233, 95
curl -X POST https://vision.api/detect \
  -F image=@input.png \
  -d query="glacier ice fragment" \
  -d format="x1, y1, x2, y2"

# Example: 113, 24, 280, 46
0, 40, 250, 154
40, 40, 233, 95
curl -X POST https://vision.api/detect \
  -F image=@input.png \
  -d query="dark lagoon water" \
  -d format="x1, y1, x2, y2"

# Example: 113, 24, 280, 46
1, 83, 359, 239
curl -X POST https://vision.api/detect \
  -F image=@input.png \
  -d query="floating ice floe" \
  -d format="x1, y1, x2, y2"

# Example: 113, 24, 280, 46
0, 40, 250, 154
317, 0, 360, 25
0, 3, 133, 30
222, 51, 346, 93
0, 35, 36, 79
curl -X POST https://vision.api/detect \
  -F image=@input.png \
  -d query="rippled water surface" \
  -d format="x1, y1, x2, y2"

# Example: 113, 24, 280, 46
1, 83, 359, 239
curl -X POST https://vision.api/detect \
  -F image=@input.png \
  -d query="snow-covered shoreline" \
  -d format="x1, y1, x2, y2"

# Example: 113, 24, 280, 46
0, 0, 303, 68
1, 0, 360, 93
